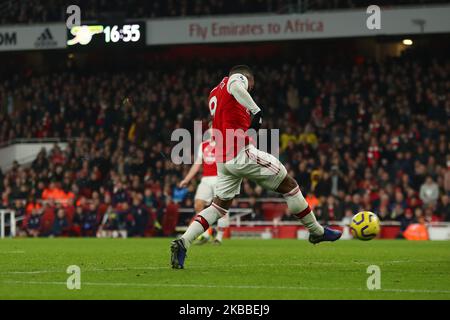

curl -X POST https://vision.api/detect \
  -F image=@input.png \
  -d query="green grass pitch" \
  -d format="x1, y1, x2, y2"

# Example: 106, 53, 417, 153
0, 238, 449, 299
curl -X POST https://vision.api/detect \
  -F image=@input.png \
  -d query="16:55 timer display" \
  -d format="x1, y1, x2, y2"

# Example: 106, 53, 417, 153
104, 24, 140, 43
67, 22, 145, 47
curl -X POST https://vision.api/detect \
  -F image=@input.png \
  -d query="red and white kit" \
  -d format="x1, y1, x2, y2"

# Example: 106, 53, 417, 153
194, 140, 217, 204
174, 71, 328, 257
208, 74, 287, 200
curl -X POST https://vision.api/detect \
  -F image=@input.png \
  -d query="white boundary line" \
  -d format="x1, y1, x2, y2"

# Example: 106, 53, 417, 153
1, 260, 449, 275
1, 260, 448, 275
0, 251, 25, 254
2, 280, 450, 294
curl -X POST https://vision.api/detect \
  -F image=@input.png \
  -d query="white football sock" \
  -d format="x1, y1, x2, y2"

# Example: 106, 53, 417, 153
299, 209, 324, 236
216, 229, 224, 242
180, 220, 204, 249
216, 214, 230, 242
181, 203, 227, 249
283, 186, 324, 236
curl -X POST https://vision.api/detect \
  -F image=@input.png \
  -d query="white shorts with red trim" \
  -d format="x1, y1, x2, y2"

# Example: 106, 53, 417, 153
215, 144, 287, 200
194, 176, 217, 204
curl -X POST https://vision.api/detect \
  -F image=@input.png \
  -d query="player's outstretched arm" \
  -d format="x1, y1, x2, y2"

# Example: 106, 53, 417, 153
180, 143, 204, 187
179, 162, 201, 187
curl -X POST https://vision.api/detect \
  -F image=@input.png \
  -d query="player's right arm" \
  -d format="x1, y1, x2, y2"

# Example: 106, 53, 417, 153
179, 146, 202, 188
227, 73, 263, 130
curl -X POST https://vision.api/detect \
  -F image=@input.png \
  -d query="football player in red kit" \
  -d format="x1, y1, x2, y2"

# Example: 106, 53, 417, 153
171, 65, 341, 269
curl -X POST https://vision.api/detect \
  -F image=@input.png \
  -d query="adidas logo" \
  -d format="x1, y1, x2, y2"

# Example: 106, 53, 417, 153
34, 28, 58, 48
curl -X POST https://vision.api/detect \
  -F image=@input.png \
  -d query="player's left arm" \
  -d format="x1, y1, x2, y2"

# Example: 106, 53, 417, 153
227, 74, 263, 130
179, 146, 203, 187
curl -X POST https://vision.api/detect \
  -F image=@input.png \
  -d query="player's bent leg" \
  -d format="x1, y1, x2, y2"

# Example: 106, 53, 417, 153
171, 164, 241, 268
182, 199, 228, 249
274, 174, 298, 194
276, 175, 323, 235
194, 199, 207, 213
239, 147, 339, 242
211, 196, 233, 212
183, 196, 232, 249
171, 196, 232, 269
276, 175, 342, 244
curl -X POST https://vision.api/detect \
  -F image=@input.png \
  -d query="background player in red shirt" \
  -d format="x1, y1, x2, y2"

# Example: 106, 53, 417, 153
179, 128, 229, 244
171, 65, 342, 269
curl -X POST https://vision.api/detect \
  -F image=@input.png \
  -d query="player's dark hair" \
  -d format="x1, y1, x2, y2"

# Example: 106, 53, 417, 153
229, 65, 253, 77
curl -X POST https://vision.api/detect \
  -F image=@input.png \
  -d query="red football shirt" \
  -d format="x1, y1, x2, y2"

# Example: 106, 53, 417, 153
198, 140, 217, 177
208, 76, 252, 162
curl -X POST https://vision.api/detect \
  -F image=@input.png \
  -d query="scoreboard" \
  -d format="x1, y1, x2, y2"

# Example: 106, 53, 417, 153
67, 22, 146, 48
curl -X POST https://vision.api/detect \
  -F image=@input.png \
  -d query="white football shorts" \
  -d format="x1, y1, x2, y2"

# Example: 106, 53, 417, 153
215, 144, 287, 200
194, 176, 217, 204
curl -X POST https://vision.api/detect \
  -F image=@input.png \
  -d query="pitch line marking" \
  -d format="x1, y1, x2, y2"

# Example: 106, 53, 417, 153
0, 266, 170, 274
3, 280, 450, 295
0, 250, 25, 254
1, 260, 448, 275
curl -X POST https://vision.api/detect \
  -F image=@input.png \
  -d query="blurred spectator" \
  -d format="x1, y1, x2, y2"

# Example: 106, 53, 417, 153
305, 192, 319, 210
98, 210, 125, 238
26, 209, 41, 237
419, 176, 440, 206
70, 206, 83, 236
128, 196, 149, 237
317, 196, 344, 222
397, 208, 417, 237
81, 203, 98, 237
436, 195, 450, 222
51, 208, 69, 236
172, 185, 188, 203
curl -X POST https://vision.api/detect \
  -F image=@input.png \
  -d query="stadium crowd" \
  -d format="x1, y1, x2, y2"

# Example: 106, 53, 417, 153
0, 54, 449, 238
1, 0, 447, 24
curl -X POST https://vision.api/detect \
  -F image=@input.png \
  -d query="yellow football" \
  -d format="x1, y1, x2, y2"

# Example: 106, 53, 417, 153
350, 211, 380, 241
